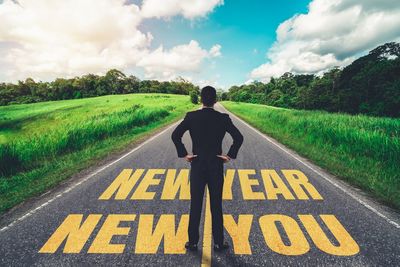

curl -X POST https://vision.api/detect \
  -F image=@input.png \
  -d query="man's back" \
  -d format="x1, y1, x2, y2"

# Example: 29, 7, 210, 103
172, 107, 243, 160
171, 86, 243, 251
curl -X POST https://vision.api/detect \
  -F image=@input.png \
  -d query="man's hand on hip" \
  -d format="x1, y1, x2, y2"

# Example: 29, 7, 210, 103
184, 154, 198, 162
217, 155, 231, 163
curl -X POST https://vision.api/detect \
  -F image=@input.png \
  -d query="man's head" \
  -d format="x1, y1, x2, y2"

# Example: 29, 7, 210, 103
201, 86, 217, 107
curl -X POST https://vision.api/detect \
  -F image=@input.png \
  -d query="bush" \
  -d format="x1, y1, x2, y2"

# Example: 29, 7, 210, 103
190, 91, 199, 104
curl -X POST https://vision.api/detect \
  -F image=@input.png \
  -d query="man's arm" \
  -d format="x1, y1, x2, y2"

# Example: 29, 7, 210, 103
171, 113, 190, 158
225, 114, 244, 159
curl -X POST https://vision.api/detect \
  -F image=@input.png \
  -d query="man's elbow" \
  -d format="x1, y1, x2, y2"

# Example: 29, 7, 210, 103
171, 130, 179, 143
236, 132, 244, 146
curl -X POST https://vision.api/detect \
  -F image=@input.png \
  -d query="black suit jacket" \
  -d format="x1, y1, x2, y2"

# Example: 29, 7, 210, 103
171, 107, 243, 160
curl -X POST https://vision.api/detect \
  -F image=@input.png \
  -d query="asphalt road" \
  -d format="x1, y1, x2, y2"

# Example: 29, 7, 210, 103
1, 103, 399, 267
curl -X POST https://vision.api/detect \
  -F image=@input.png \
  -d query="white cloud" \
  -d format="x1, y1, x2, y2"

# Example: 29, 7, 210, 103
250, 0, 400, 82
194, 72, 223, 89
0, 0, 222, 82
0, 0, 151, 81
141, 0, 223, 19
209, 44, 222, 57
137, 40, 221, 80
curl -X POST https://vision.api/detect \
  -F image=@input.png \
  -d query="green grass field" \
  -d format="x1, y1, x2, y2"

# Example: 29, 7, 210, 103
0, 94, 196, 213
221, 101, 400, 209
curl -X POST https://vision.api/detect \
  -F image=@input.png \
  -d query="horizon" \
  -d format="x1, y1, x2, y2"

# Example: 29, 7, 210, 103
1, 0, 400, 89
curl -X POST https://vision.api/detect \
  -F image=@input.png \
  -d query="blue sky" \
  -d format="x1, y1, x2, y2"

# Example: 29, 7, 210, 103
0, 0, 399, 87
139, 0, 310, 87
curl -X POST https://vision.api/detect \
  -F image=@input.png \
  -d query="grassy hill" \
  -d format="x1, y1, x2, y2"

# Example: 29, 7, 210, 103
0, 94, 196, 213
222, 101, 400, 209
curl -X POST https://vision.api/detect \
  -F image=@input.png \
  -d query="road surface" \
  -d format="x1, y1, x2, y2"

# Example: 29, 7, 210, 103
1, 103, 399, 267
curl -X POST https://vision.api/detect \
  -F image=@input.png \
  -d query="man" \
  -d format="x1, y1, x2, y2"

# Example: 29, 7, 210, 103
171, 86, 243, 252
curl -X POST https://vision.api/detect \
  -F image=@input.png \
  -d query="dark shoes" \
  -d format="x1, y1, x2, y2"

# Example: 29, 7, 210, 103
185, 242, 198, 251
214, 241, 229, 252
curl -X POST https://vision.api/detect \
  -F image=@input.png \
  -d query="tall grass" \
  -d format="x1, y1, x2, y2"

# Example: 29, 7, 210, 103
0, 104, 169, 176
222, 101, 400, 209
0, 94, 195, 214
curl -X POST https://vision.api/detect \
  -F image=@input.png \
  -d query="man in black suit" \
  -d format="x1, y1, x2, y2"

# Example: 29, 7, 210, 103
171, 86, 243, 252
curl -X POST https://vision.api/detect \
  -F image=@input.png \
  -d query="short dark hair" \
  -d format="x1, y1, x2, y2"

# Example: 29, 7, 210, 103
201, 86, 217, 106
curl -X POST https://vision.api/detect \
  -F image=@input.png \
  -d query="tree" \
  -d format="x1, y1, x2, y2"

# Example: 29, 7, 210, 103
190, 90, 199, 104
225, 42, 399, 117
105, 69, 126, 94
123, 75, 140, 94
0, 69, 201, 106
1, 42, 399, 118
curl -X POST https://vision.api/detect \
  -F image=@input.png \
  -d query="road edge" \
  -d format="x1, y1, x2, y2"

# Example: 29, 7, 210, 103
218, 103, 400, 229
0, 120, 181, 232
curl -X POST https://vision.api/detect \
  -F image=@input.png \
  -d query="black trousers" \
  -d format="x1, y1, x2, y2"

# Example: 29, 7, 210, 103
188, 157, 224, 245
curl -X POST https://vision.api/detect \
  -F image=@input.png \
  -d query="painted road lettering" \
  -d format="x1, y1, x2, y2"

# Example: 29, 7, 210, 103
131, 169, 165, 200
40, 168, 359, 260
238, 169, 266, 200
299, 214, 360, 256
39, 213, 358, 256
88, 214, 136, 254
99, 169, 144, 200
282, 170, 323, 200
223, 214, 253, 254
161, 169, 191, 200
99, 169, 323, 201
135, 214, 188, 254
39, 214, 102, 253
260, 214, 310, 255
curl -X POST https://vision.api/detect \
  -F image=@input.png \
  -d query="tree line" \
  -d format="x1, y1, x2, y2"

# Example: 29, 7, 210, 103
225, 42, 400, 117
1, 42, 399, 117
0, 69, 199, 106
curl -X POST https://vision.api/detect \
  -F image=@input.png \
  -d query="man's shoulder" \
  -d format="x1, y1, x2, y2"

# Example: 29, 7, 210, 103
185, 110, 197, 117
218, 111, 230, 119
186, 109, 230, 119
183, 110, 199, 121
